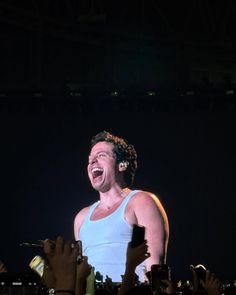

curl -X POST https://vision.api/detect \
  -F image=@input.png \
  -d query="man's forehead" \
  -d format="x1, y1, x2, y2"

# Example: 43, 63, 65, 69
89, 141, 114, 154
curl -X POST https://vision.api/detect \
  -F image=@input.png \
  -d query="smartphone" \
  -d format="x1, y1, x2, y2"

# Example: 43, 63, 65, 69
29, 256, 45, 277
191, 264, 206, 281
77, 240, 83, 263
151, 264, 170, 281
130, 224, 145, 248
151, 264, 170, 294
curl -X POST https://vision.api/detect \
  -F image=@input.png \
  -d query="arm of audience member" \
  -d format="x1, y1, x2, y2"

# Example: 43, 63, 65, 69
0, 261, 7, 273
41, 264, 56, 289
201, 270, 222, 295
41, 240, 56, 288
132, 192, 169, 271
117, 241, 150, 295
75, 256, 92, 295
44, 236, 79, 295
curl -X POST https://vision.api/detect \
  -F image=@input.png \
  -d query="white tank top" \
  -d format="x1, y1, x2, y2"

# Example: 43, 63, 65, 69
79, 190, 146, 282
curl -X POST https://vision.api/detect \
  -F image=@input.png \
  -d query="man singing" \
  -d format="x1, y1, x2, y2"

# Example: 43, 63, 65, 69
74, 131, 169, 282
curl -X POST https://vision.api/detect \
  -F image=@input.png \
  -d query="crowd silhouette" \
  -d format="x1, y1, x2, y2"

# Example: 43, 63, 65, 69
1, 236, 234, 295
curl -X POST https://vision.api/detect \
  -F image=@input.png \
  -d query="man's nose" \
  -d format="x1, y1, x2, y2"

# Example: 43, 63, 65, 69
90, 156, 98, 164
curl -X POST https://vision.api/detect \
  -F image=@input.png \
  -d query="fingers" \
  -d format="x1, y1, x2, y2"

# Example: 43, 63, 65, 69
55, 236, 64, 254
44, 236, 80, 256
81, 256, 88, 263
145, 252, 151, 259
43, 239, 55, 257
126, 239, 150, 267
201, 270, 222, 293
138, 240, 150, 258
205, 270, 217, 284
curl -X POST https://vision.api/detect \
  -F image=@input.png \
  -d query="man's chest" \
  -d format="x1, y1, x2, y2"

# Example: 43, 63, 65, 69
90, 201, 138, 225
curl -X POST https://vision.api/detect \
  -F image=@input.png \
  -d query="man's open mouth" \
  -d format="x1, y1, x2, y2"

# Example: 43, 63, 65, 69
91, 167, 103, 178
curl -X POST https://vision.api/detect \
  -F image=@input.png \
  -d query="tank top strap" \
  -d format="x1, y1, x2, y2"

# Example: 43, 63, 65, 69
85, 201, 100, 222
119, 189, 140, 217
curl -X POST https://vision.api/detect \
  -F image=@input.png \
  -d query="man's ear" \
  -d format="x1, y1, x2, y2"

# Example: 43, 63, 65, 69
118, 161, 128, 172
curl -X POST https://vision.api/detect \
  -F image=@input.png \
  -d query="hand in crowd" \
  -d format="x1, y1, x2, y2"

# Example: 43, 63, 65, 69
42, 239, 57, 288
118, 240, 150, 295
43, 236, 79, 292
41, 263, 56, 289
125, 240, 150, 272
191, 266, 222, 295
201, 270, 222, 295
76, 256, 91, 284
76, 256, 92, 295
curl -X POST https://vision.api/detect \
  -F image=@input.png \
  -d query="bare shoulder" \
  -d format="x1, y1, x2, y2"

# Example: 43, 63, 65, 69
130, 190, 168, 221
130, 190, 164, 209
74, 206, 90, 223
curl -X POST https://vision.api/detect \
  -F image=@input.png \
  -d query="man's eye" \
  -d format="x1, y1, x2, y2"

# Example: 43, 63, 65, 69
97, 153, 107, 158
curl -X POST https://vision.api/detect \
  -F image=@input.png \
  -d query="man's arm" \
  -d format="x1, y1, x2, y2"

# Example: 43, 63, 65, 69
132, 192, 169, 271
74, 207, 90, 240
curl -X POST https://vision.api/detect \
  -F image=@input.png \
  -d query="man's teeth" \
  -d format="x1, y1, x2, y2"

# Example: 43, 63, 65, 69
92, 167, 103, 177
92, 167, 103, 173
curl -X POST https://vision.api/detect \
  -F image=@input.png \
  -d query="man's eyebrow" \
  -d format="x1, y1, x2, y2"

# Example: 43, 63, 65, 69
90, 150, 108, 154
88, 150, 106, 157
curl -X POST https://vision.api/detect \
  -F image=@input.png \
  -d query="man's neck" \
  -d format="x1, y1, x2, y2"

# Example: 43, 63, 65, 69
98, 187, 131, 208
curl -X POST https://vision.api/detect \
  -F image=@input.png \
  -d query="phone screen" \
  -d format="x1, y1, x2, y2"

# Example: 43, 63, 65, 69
130, 224, 145, 248
29, 256, 45, 277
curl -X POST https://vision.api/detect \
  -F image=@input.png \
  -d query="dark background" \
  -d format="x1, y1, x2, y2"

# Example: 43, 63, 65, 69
0, 0, 235, 283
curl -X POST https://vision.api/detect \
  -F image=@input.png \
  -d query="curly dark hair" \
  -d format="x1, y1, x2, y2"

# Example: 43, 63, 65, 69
91, 131, 138, 186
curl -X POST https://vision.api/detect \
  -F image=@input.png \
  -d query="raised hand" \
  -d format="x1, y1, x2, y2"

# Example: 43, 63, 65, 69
126, 240, 150, 272
43, 236, 79, 291
201, 270, 222, 295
